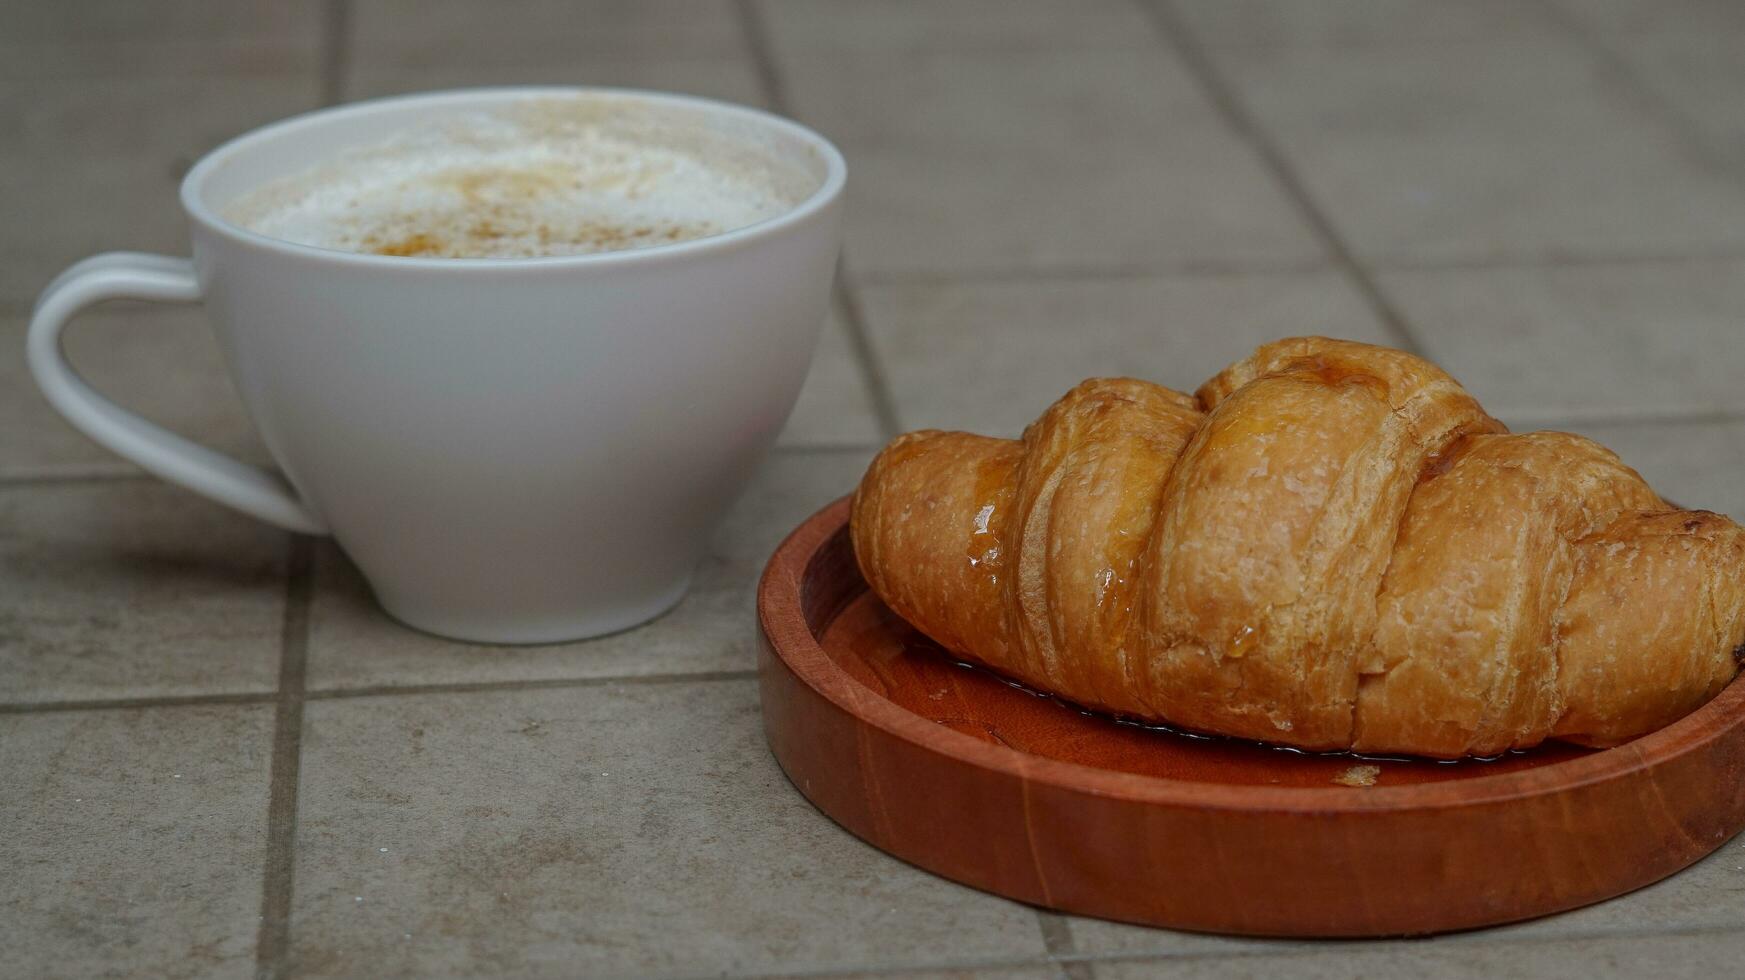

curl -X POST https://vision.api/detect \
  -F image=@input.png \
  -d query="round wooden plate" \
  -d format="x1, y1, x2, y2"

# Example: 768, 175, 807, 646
757, 497, 1745, 938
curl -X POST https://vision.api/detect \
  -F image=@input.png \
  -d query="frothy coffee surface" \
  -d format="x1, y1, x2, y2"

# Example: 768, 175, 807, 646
223, 97, 818, 258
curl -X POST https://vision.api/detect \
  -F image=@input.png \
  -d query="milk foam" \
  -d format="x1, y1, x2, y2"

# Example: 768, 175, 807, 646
223, 97, 819, 258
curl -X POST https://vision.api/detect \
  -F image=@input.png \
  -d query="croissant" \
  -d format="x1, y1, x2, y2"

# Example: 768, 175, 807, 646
850, 337, 1745, 758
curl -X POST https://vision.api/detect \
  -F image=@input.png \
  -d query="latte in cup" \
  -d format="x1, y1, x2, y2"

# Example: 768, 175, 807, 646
32, 86, 844, 642
223, 96, 818, 258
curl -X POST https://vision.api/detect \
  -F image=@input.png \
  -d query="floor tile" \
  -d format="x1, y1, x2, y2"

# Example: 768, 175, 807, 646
0, 73, 320, 308
342, 57, 765, 108
823, 962, 1053, 969
1096, 930, 1745, 979
0, 481, 287, 705
1211, 37, 1745, 265
0, 0, 323, 79
1065, 914, 1304, 960
777, 46, 1323, 280
0, 304, 269, 480
0, 704, 273, 980
1380, 259, 1745, 421
1549, 3, 1745, 172
289, 681, 1048, 978
1173, 0, 1556, 48
757, 0, 1155, 53
6, 4, 1742, 977
303, 448, 871, 691
1548, 0, 1745, 37
777, 304, 885, 448
1603, 32, 1745, 170
859, 270, 1393, 437
347, 0, 746, 70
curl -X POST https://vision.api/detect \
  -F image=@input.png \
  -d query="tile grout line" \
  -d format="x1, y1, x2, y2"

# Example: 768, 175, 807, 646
1036, 911, 1097, 980
1134, 0, 1426, 356
303, 668, 760, 702
0, 470, 158, 489
655, 953, 1061, 980
832, 273, 905, 439
317, 0, 350, 107
663, 918, 1745, 979
0, 691, 278, 716
1370, 247, 1745, 276
858, 257, 1334, 288
842, 243, 1745, 289
0, 446, 878, 492
1501, 407, 1745, 430
1531, 0, 1745, 192
0, 668, 764, 716
253, 535, 314, 980
733, 0, 904, 439
1049, 919, 1745, 970
775, 440, 888, 455
733, 0, 788, 115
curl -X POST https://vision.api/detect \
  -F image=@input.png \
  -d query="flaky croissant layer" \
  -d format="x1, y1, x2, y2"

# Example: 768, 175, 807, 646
850, 337, 1745, 758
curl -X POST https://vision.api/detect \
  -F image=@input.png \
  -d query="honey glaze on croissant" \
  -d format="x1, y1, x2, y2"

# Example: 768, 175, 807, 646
850, 337, 1745, 758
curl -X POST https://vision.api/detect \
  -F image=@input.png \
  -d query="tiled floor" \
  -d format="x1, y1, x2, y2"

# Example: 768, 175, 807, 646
5, 1, 1745, 978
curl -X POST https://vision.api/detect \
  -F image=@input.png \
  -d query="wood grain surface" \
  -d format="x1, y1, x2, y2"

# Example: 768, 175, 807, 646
757, 497, 1745, 937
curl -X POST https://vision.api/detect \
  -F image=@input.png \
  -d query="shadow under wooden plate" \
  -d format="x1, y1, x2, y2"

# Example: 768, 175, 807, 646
757, 497, 1745, 937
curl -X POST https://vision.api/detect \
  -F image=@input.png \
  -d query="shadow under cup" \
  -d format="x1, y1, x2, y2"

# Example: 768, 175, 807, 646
165, 88, 846, 643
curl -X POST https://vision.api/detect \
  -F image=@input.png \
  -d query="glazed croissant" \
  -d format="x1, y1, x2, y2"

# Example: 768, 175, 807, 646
851, 337, 1745, 758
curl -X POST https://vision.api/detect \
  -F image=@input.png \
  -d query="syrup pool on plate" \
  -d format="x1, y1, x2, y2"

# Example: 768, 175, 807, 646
822, 593, 1595, 789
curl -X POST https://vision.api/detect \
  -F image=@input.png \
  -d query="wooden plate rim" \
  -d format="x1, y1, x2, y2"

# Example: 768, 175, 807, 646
758, 495, 1745, 814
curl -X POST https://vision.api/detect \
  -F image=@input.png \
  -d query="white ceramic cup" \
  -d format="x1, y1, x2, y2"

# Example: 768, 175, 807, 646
27, 88, 846, 643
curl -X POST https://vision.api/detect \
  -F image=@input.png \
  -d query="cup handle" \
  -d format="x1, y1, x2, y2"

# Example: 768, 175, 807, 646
27, 252, 328, 535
